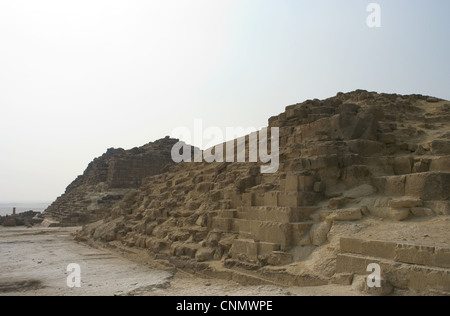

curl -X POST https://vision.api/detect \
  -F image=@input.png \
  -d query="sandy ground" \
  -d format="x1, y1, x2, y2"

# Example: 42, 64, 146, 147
0, 226, 361, 296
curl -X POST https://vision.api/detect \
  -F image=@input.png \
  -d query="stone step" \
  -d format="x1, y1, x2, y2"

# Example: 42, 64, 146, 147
340, 237, 450, 269
374, 172, 450, 200
231, 219, 314, 247
237, 206, 316, 223
229, 239, 281, 263
336, 253, 450, 293
218, 209, 237, 219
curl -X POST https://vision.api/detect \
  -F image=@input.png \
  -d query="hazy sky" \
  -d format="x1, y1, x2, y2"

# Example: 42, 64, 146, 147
0, 0, 449, 203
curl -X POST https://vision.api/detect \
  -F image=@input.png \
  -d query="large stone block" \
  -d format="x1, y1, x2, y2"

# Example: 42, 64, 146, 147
326, 208, 362, 221
278, 192, 300, 207
330, 112, 378, 141
364, 240, 397, 260
258, 222, 292, 247
340, 237, 364, 254
230, 239, 258, 262
242, 193, 254, 207
259, 242, 281, 256
388, 197, 423, 208
405, 172, 450, 200
435, 247, 450, 269
370, 207, 410, 221
424, 201, 450, 215
211, 218, 232, 232
394, 157, 413, 175
430, 157, 450, 172
233, 219, 292, 247
408, 267, 450, 292
347, 140, 384, 156
373, 175, 406, 196
264, 192, 279, 206
299, 175, 315, 191
431, 140, 450, 155
395, 243, 436, 266
244, 206, 293, 223
285, 174, 299, 191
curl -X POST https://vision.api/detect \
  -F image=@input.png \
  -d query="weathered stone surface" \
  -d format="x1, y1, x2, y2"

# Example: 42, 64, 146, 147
431, 140, 450, 155
310, 221, 332, 246
326, 208, 362, 221
344, 184, 376, 199
430, 157, 450, 172
394, 157, 412, 175
370, 207, 410, 221
388, 197, 423, 209
267, 251, 293, 266
405, 172, 450, 200
195, 247, 215, 262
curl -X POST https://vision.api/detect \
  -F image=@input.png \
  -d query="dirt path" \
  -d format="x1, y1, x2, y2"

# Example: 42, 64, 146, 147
0, 227, 171, 296
0, 227, 360, 296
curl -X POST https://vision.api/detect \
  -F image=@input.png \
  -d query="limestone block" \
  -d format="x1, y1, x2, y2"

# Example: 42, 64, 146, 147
373, 175, 406, 196
264, 191, 279, 206
242, 193, 254, 207
344, 184, 376, 199
230, 239, 258, 262
285, 174, 299, 191
299, 175, 315, 191
340, 237, 364, 254
410, 207, 434, 217
211, 218, 232, 232
405, 172, 450, 200
395, 243, 435, 266
424, 201, 450, 215
379, 133, 396, 145
435, 247, 450, 269
326, 208, 362, 221
394, 157, 413, 175
370, 207, 410, 221
257, 222, 292, 247
430, 157, 450, 172
278, 192, 300, 207
219, 210, 236, 219
347, 140, 384, 156
195, 247, 215, 262
267, 252, 293, 266
409, 268, 450, 292
431, 140, 450, 155
314, 181, 326, 193
328, 197, 348, 210
387, 197, 423, 208
258, 242, 281, 256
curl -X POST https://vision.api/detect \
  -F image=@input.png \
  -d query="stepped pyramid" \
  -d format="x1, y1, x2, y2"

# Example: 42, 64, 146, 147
43, 137, 179, 226
60, 89, 449, 294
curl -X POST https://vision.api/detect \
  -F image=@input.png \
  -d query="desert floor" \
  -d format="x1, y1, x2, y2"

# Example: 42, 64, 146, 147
0, 226, 360, 296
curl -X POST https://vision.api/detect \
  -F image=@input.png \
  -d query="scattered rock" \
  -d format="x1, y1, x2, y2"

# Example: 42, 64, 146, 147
195, 248, 215, 262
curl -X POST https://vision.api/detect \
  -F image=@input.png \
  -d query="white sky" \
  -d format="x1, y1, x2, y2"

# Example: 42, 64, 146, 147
0, 0, 449, 202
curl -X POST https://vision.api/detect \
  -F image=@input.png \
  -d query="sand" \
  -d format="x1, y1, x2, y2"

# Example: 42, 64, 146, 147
0, 226, 361, 296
